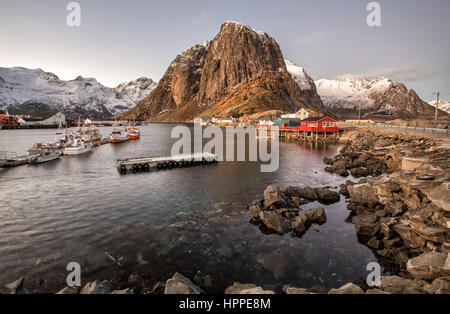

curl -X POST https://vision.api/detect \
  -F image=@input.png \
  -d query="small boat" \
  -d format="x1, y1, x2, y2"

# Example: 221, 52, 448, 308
29, 148, 61, 164
63, 138, 92, 155
127, 126, 140, 140
109, 123, 129, 143
81, 125, 103, 143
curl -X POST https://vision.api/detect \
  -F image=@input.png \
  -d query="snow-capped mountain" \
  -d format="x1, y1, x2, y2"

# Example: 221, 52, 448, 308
315, 77, 437, 119
429, 100, 450, 114
284, 59, 315, 91
0, 67, 156, 118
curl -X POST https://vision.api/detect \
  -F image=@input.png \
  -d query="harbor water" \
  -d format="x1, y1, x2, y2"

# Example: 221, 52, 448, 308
0, 124, 379, 293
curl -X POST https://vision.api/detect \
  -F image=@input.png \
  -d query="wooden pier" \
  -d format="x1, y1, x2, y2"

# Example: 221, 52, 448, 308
257, 127, 341, 143
117, 152, 218, 174
0, 151, 29, 168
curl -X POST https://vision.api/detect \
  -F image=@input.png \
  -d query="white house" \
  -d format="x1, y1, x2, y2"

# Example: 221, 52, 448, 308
281, 108, 315, 120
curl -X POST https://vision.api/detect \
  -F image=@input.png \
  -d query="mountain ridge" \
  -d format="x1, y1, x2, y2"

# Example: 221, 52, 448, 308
123, 21, 326, 121
0, 67, 156, 118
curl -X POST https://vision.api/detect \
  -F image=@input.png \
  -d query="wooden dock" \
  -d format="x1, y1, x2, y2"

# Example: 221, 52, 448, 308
117, 152, 218, 174
0, 151, 29, 168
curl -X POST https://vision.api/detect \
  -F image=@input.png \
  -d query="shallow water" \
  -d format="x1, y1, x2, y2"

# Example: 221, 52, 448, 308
0, 124, 379, 293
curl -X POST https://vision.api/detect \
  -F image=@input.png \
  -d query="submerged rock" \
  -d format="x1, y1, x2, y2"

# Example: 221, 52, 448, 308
259, 211, 292, 235
303, 207, 327, 225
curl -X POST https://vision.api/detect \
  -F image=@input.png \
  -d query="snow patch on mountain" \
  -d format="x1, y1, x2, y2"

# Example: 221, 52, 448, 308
0, 67, 156, 117
429, 100, 450, 114
284, 59, 315, 91
314, 77, 393, 109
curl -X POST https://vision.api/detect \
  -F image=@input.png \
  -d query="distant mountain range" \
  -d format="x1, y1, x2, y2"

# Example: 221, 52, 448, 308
428, 100, 450, 114
0, 67, 156, 119
0, 21, 447, 121
314, 77, 444, 120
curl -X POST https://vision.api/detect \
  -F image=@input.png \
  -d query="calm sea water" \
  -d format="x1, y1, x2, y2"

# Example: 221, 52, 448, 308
0, 124, 379, 293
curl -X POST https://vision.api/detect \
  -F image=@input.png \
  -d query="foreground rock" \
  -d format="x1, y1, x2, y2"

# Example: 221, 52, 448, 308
4, 277, 24, 294
80, 280, 112, 294
225, 283, 275, 294
328, 283, 364, 294
248, 184, 337, 237
164, 273, 204, 294
406, 252, 450, 280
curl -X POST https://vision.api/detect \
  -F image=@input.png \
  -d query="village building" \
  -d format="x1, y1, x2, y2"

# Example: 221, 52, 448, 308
22, 112, 65, 126
211, 116, 236, 125
280, 108, 320, 120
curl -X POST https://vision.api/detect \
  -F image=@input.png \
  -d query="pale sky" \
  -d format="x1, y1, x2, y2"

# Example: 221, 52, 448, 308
1, 0, 449, 101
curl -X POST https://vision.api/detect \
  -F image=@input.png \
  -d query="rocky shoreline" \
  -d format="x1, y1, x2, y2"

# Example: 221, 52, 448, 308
3, 129, 449, 294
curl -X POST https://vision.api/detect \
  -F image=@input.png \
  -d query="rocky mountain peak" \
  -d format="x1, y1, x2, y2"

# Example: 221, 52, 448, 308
125, 21, 325, 121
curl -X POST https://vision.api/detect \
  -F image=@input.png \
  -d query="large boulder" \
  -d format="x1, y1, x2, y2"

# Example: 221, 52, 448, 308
425, 182, 450, 212
164, 273, 204, 294
347, 183, 378, 205
401, 158, 428, 171
300, 186, 318, 200
355, 222, 380, 237
393, 224, 426, 248
376, 276, 425, 294
303, 207, 327, 225
328, 283, 364, 294
259, 211, 292, 235
249, 204, 262, 223
315, 188, 340, 204
406, 252, 450, 281
416, 227, 447, 243
264, 185, 287, 208
350, 167, 369, 177
282, 185, 302, 198
292, 213, 310, 235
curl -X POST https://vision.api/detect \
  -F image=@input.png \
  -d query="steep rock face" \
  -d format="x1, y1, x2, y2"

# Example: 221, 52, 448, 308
315, 77, 440, 120
0, 67, 156, 118
126, 21, 325, 121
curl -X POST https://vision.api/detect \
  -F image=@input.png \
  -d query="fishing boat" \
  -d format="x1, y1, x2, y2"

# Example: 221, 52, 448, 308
62, 138, 92, 155
109, 123, 129, 143
127, 125, 140, 140
29, 148, 62, 164
28, 141, 62, 155
81, 125, 103, 143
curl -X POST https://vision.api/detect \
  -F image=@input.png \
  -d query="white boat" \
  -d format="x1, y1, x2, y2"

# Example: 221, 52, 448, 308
62, 138, 92, 155
109, 122, 129, 143
29, 148, 62, 164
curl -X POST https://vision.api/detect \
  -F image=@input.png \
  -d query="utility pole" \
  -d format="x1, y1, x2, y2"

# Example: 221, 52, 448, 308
358, 103, 361, 126
433, 92, 440, 128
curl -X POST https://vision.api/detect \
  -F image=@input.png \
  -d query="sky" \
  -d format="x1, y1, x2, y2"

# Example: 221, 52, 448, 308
1, 0, 449, 102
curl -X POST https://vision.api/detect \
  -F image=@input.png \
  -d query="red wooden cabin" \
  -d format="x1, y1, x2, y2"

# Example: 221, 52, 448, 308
298, 117, 339, 133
